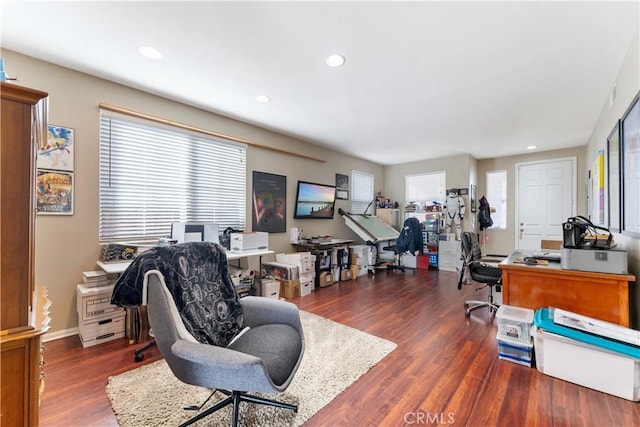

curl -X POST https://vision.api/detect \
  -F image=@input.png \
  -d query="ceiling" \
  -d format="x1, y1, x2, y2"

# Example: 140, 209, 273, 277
2, 1, 638, 165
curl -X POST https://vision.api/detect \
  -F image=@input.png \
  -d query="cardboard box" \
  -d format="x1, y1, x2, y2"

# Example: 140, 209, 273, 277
78, 313, 126, 348
260, 278, 280, 299
230, 232, 269, 252
279, 279, 300, 299
497, 305, 534, 344
401, 254, 417, 268
319, 271, 333, 287
76, 283, 124, 322
350, 264, 361, 279
340, 268, 353, 281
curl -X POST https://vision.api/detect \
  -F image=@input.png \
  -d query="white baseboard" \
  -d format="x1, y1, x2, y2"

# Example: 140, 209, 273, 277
43, 327, 78, 342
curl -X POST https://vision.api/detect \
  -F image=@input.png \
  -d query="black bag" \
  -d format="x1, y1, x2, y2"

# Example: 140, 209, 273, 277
562, 216, 613, 249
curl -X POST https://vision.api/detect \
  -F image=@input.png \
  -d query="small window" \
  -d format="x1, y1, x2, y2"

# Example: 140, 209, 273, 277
405, 171, 446, 209
351, 170, 374, 215
486, 170, 507, 229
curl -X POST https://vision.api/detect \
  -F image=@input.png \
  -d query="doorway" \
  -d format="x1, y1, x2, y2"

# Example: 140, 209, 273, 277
515, 157, 576, 250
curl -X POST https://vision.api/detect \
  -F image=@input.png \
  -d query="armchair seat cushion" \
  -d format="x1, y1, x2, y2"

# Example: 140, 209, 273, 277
228, 324, 303, 387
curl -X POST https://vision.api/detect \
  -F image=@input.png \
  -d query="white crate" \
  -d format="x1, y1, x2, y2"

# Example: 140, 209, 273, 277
260, 279, 280, 299
496, 305, 534, 344
497, 332, 534, 367
532, 326, 640, 401
230, 232, 268, 251
276, 252, 315, 275
76, 283, 124, 322
300, 278, 314, 297
78, 313, 126, 348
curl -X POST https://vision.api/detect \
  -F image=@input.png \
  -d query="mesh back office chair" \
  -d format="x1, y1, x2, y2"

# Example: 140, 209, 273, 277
458, 231, 503, 317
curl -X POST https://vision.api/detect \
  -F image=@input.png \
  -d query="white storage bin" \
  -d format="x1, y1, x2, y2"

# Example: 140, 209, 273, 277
76, 283, 124, 322
260, 279, 280, 299
78, 313, 126, 348
300, 278, 313, 297
496, 304, 534, 344
532, 326, 640, 401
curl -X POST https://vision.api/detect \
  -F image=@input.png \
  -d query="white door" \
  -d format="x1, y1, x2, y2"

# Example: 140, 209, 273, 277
515, 158, 576, 250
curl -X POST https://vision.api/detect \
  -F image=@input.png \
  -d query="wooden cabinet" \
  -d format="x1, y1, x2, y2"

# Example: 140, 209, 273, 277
1, 82, 50, 427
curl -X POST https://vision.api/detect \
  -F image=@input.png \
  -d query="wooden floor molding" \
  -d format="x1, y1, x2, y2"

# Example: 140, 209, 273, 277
39, 269, 640, 426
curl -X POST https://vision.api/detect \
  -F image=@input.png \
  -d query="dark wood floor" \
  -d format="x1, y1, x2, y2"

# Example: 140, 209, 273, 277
40, 269, 640, 426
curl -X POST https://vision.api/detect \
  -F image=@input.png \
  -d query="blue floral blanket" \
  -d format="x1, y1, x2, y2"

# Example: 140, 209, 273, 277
110, 241, 244, 347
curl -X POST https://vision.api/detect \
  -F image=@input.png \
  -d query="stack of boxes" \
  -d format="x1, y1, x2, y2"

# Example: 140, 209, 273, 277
76, 280, 125, 348
496, 305, 535, 367
349, 245, 375, 277
276, 252, 316, 297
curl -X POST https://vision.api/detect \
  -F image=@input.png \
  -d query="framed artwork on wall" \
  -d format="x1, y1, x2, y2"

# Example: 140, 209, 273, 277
36, 169, 74, 215
607, 121, 621, 232
335, 173, 349, 200
38, 124, 74, 171
470, 184, 477, 213
252, 171, 286, 233
621, 92, 640, 238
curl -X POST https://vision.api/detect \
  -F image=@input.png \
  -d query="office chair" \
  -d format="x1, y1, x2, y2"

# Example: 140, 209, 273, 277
458, 231, 503, 317
112, 242, 304, 427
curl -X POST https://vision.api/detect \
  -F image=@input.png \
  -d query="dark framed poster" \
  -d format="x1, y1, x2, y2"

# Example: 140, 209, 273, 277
621, 92, 640, 237
252, 171, 287, 233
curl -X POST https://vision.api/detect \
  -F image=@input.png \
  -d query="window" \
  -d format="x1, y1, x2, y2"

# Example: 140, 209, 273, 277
405, 171, 446, 209
486, 170, 507, 229
99, 112, 246, 242
351, 170, 374, 215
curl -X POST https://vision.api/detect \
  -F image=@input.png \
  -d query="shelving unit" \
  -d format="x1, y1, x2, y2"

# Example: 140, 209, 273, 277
404, 209, 441, 269
294, 239, 353, 287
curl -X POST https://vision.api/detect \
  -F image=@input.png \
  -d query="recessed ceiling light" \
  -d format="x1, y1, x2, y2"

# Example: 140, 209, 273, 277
139, 46, 163, 59
526, 145, 537, 150
326, 54, 345, 67
255, 95, 270, 103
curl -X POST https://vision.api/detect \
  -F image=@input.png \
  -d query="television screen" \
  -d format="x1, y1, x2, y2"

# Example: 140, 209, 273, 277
294, 181, 336, 219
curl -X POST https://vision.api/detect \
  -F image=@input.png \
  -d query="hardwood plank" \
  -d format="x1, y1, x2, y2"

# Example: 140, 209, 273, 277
39, 269, 640, 426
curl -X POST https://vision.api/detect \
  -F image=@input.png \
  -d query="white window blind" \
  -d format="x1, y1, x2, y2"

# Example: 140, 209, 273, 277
486, 170, 507, 229
405, 171, 446, 208
351, 170, 374, 215
99, 112, 246, 242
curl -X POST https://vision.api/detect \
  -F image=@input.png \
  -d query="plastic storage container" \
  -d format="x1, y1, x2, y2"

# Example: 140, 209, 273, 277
496, 304, 534, 343
533, 308, 640, 401
497, 332, 534, 367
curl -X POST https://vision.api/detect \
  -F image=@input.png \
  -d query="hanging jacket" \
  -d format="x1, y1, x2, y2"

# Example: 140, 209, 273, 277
478, 196, 493, 230
397, 217, 424, 255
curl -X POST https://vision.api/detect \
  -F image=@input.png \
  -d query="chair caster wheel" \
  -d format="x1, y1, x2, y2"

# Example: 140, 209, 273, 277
465, 311, 471, 317
134, 353, 144, 362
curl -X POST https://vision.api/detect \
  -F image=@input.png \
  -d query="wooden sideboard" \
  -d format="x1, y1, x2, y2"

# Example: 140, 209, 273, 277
1, 82, 50, 426
499, 251, 635, 327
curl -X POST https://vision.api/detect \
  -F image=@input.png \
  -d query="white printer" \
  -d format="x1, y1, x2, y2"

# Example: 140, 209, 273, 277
561, 248, 628, 275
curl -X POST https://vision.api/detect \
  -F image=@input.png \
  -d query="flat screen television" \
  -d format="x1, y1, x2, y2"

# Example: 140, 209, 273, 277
294, 180, 336, 219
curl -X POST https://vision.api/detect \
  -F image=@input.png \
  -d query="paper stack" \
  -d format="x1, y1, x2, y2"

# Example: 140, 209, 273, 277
82, 270, 109, 288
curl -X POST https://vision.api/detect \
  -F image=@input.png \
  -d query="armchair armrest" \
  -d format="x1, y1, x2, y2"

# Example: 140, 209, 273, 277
240, 296, 302, 333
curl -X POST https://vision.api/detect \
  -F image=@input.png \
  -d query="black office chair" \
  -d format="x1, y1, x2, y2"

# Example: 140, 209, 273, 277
383, 217, 424, 273
458, 231, 502, 317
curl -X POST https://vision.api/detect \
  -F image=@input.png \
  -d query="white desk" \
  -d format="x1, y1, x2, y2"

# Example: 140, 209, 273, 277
96, 249, 275, 274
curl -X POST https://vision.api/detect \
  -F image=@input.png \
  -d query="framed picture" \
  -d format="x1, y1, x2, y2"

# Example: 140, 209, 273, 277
607, 121, 621, 232
36, 169, 74, 215
336, 189, 349, 200
335, 173, 349, 189
252, 171, 286, 233
621, 92, 640, 237
470, 184, 477, 213
38, 125, 74, 171
591, 150, 605, 226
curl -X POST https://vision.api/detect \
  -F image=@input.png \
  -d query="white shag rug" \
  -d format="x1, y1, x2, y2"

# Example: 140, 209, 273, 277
106, 311, 397, 426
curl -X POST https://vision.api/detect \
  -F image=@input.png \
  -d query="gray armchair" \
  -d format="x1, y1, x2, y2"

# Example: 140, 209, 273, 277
112, 242, 304, 427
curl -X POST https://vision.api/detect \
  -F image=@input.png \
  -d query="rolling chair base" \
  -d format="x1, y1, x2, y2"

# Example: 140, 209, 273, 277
179, 390, 297, 427
464, 299, 499, 317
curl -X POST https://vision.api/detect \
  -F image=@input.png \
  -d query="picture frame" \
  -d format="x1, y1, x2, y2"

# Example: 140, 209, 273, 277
336, 189, 349, 200
607, 121, 621, 232
252, 171, 287, 233
591, 149, 605, 226
621, 92, 640, 238
38, 124, 74, 171
36, 169, 74, 215
470, 184, 477, 213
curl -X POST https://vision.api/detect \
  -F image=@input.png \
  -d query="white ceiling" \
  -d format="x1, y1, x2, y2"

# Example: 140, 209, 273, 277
2, 1, 638, 165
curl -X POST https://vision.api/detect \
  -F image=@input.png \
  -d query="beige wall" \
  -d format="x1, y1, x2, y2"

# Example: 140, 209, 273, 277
2, 50, 383, 336
584, 33, 640, 325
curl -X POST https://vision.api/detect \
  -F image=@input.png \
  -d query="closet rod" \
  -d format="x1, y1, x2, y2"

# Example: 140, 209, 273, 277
99, 102, 325, 163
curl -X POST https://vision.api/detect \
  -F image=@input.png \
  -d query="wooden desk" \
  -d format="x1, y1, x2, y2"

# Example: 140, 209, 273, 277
499, 251, 635, 326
